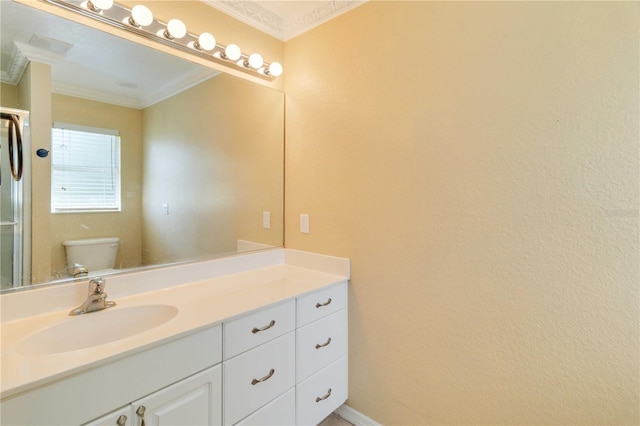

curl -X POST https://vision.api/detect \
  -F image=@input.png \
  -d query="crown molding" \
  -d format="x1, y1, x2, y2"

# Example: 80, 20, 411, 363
1, 42, 67, 86
284, 0, 366, 41
202, 0, 366, 41
52, 67, 220, 109
1, 46, 28, 86
202, 0, 284, 39
51, 82, 142, 109
139, 67, 221, 109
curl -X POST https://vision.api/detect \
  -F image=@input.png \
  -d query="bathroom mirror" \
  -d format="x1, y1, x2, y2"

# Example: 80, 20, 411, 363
0, 0, 284, 291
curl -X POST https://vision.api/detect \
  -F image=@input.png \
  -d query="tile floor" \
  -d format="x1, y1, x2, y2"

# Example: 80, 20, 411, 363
318, 412, 354, 426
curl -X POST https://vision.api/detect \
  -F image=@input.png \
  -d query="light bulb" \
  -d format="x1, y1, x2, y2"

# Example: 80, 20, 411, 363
87, 0, 113, 11
247, 53, 263, 69
165, 18, 187, 39
266, 62, 283, 77
195, 32, 216, 51
223, 44, 241, 61
130, 5, 153, 27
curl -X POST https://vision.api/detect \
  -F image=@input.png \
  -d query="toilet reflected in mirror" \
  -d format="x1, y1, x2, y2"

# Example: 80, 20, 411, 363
62, 237, 120, 278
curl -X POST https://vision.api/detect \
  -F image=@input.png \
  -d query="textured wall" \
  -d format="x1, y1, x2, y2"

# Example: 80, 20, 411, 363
20, 62, 52, 284
50, 94, 143, 277
284, 1, 639, 424
141, 74, 284, 265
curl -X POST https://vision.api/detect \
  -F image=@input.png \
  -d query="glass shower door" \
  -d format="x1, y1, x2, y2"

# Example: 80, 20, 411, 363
1, 108, 29, 290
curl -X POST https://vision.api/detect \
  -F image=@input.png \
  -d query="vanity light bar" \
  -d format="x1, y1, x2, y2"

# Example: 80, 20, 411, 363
39, 0, 283, 79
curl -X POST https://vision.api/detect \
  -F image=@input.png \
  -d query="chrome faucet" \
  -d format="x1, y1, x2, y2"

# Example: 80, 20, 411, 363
69, 277, 116, 316
72, 263, 89, 279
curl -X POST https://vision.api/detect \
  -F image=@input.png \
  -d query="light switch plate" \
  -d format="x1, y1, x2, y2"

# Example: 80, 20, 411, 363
300, 214, 309, 233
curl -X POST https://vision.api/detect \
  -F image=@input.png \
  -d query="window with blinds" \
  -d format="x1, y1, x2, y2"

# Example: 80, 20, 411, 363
51, 123, 121, 213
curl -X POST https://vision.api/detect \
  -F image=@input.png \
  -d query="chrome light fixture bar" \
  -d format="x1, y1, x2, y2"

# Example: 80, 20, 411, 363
39, 0, 283, 79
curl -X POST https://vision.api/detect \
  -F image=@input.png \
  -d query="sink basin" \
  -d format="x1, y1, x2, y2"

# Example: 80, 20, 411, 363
16, 305, 179, 356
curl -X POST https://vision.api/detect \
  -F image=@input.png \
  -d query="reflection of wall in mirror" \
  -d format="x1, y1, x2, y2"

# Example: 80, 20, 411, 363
141, 73, 284, 265
0, 83, 19, 106
2, 67, 284, 282
21, 62, 52, 284
51, 94, 144, 279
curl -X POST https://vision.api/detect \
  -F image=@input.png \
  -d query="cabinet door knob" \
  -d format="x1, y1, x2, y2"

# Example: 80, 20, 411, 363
251, 368, 275, 385
116, 415, 127, 426
315, 298, 332, 308
315, 337, 332, 349
316, 388, 332, 403
136, 406, 146, 426
252, 319, 276, 334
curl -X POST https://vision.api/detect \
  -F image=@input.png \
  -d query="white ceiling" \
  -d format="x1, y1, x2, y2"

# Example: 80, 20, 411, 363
0, 1, 365, 108
203, 0, 366, 41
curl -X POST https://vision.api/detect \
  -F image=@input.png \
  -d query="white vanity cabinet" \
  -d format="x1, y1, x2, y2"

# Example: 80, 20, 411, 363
85, 406, 132, 426
1, 326, 222, 426
1, 263, 349, 426
224, 282, 349, 426
223, 300, 296, 425
296, 283, 349, 426
85, 366, 222, 426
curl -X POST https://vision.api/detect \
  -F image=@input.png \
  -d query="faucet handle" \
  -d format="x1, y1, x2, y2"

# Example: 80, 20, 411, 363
89, 277, 105, 294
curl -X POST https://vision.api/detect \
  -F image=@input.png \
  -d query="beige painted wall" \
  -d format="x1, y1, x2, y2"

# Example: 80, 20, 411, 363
19, 62, 52, 284
50, 94, 143, 278
0, 83, 19, 108
141, 73, 283, 265
284, 1, 639, 424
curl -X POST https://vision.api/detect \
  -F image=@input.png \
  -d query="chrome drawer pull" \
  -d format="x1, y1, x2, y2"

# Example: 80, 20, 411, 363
116, 415, 128, 426
135, 406, 146, 426
251, 368, 275, 385
315, 298, 332, 308
315, 388, 332, 403
252, 319, 276, 334
315, 337, 332, 349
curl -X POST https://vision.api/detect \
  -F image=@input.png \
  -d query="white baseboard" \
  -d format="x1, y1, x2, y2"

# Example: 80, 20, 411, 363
335, 404, 380, 426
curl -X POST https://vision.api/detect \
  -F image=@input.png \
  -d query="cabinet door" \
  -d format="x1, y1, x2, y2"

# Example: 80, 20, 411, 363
131, 366, 221, 426
84, 406, 134, 426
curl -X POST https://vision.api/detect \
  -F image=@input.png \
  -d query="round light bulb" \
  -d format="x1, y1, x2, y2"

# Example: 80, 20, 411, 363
131, 5, 153, 27
88, 0, 113, 11
247, 53, 263, 69
224, 44, 241, 61
196, 32, 216, 51
266, 62, 283, 77
166, 18, 187, 39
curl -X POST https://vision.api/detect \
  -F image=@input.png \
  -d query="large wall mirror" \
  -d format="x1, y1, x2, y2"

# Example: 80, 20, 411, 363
0, 0, 284, 291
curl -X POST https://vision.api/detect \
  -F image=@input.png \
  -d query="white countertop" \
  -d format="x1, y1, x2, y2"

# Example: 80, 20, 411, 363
0, 249, 349, 400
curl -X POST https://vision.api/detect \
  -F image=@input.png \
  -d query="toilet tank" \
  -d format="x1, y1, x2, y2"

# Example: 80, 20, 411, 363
62, 237, 120, 275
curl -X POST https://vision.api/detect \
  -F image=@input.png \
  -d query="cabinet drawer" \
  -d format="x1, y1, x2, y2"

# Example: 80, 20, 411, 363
235, 388, 295, 426
297, 309, 347, 383
296, 357, 348, 426
223, 332, 295, 425
297, 282, 347, 327
224, 300, 295, 359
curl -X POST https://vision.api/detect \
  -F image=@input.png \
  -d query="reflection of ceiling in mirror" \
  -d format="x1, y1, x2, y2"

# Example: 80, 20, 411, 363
202, 0, 367, 41
0, 1, 219, 109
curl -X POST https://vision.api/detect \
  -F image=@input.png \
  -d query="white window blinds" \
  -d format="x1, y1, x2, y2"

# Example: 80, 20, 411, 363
51, 123, 121, 212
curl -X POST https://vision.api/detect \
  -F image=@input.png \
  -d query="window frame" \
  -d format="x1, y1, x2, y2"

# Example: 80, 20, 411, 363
50, 122, 122, 214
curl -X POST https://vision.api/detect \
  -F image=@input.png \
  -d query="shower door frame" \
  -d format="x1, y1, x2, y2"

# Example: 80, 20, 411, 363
1, 107, 31, 289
